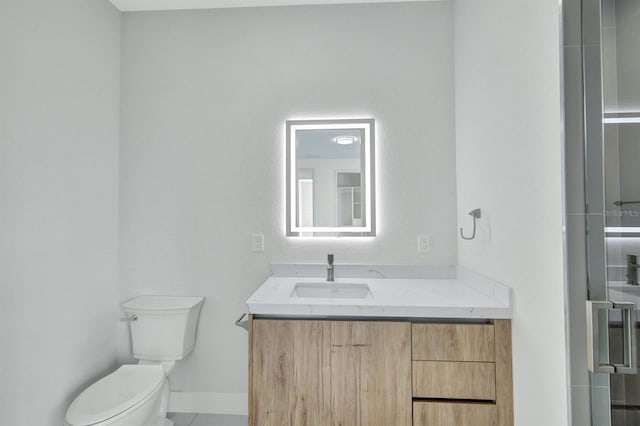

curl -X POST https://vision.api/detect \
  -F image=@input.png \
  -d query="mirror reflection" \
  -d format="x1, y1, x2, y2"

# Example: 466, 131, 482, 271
286, 119, 375, 237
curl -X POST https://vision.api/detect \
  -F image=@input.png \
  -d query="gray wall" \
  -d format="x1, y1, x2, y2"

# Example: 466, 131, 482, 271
614, 0, 640, 228
601, 0, 640, 275
603, 2, 640, 423
613, 0, 640, 112
0, 0, 121, 424
119, 1, 457, 396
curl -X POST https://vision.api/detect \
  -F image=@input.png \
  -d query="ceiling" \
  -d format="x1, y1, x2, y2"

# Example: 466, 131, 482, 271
297, 129, 362, 160
109, 0, 445, 12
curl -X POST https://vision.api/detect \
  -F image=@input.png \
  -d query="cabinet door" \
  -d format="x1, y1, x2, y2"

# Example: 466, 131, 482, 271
250, 319, 331, 426
413, 402, 497, 426
330, 321, 411, 426
412, 361, 496, 400
411, 323, 495, 361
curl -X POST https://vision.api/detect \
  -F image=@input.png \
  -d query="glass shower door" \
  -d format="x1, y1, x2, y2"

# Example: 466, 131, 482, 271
583, 0, 640, 424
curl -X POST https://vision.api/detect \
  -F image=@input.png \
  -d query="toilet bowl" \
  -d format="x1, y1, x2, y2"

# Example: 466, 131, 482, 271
65, 296, 204, 426
66, 365, 171, 426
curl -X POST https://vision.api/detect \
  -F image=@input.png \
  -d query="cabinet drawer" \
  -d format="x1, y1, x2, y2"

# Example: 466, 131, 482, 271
412, 323, 495, 361
413, 401, 497, 426
412, 361, 496, 400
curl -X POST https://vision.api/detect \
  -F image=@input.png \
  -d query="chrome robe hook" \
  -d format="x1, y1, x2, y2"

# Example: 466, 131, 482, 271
460, 208, 482, 240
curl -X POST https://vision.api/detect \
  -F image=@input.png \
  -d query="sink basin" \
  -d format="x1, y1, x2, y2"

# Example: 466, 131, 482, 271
290, 283, 372, 299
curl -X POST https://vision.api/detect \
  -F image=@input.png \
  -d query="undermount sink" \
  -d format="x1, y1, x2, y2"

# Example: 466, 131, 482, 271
290, 282, 372, 299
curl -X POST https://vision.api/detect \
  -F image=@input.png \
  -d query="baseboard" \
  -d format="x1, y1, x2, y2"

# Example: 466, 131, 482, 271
169, 392, 248, 416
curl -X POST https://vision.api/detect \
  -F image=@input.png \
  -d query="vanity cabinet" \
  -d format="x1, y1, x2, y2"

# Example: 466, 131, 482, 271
411, 321, 513, 426
249, 319, 411, 426
249, 318, 512, 426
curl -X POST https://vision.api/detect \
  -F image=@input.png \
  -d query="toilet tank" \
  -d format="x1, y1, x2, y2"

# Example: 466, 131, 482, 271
122, 295, 205, 361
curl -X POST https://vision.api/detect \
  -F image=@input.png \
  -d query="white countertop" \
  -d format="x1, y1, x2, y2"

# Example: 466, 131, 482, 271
246, 267, 513, 319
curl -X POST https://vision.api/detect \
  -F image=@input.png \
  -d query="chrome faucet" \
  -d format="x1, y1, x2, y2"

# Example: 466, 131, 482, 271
327, 254, 335, 282
627, 254, 640, 285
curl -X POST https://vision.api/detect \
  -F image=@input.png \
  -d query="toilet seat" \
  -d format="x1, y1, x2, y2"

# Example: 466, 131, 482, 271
66, 365, 164, 426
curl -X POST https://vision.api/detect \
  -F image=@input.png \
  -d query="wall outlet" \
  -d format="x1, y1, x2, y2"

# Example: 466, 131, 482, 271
418, 234, 430, 254
252, 233, 264, 252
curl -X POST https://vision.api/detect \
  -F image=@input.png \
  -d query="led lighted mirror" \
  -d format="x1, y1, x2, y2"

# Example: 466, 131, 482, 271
286, 118, 376, 237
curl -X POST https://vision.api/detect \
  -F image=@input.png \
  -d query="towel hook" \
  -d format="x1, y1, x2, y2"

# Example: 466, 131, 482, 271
235, 312, 249, 331
460, 208, 482, 240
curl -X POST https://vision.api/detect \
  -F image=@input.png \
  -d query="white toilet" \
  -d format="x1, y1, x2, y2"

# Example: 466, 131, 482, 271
65, 295, 205, 426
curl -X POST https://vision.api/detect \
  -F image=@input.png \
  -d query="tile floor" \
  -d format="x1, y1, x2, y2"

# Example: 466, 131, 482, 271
168, 413, 248, 426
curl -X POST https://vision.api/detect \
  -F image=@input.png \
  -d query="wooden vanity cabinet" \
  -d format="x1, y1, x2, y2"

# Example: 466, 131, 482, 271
249, 317, 512, 426
411, 320, 513, 426
249, 319, 411, 426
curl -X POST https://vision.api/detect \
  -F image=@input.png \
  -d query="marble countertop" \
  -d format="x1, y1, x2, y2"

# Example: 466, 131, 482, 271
246, 266, 512, 319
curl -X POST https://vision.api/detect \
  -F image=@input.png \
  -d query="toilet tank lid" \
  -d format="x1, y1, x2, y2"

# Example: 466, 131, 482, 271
65, 365, 164, 426
122, 295, 204, 314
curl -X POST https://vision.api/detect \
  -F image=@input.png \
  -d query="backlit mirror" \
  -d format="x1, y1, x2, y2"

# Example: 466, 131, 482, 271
286, 118, 376, 237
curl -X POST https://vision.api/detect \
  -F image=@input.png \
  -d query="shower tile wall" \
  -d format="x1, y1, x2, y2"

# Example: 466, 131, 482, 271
609, 328, 640, 426
603, 2, 640, 425
603, 0, 640, 280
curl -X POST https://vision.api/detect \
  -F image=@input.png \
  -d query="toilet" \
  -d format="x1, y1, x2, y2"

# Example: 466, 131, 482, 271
65, 295, 205, 426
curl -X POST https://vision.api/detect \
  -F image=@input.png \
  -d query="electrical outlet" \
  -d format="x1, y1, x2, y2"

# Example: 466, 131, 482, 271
252, 233, 264, 252
418, 235, 430, 254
